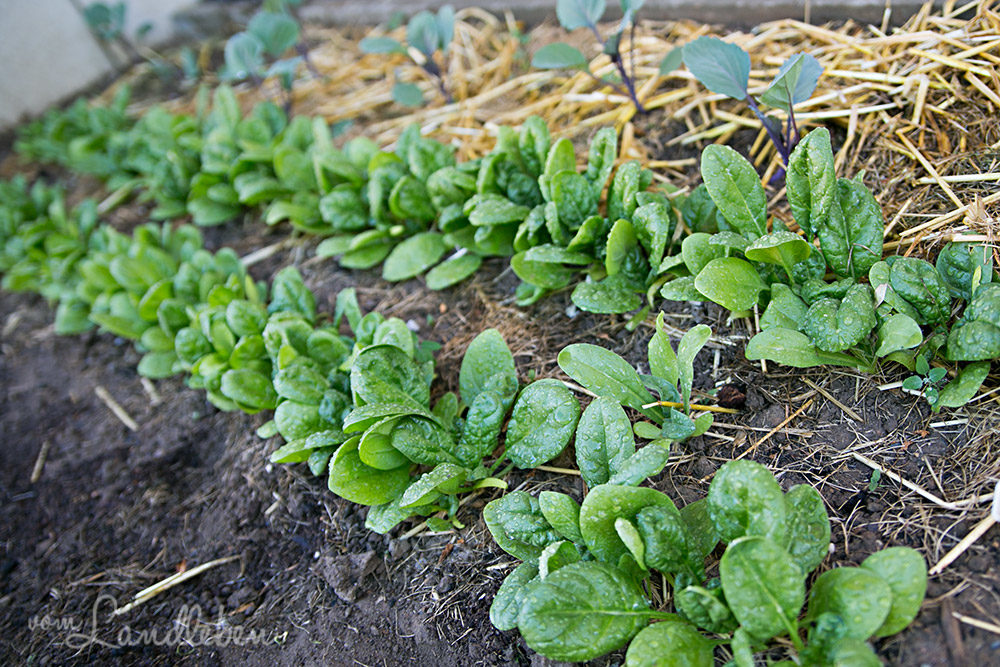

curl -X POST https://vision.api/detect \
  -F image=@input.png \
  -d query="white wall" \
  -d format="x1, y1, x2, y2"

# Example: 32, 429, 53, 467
0, 0, 193, 130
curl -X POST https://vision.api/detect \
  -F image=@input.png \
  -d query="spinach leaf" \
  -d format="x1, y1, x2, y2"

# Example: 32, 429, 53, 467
575, 396, 636, 486
806, 567, 892, 639
861, 547, 927, 637
580, 484, 677, 564
783, 484, 831, 573
351, 344, 429, 408
700, 144, 766, 238
946, 284, 1000, 360
625, 617, 714, 667
490, 562, 540, 631
558, 344, 663, 421
817, 178, 882, 279
517, 561, 649, 662
327, 437, 410, 506
802, 284, 876, 353
635, 504, 702, 579
720, 536, 805, 640
707, 460, 787, 544
506, 379, 580, 468
484, 490, 561, 561
399, 462, 468, 507
458, 328, 518, 406
746, 328, 866, 369
606, 442, 672, 486
538, 491, 584, 544
382, 232, 448, 282
538, 540, 582, 578
675, 583, 738, 634
889, 256, 952, 325
694, 258, 764, 313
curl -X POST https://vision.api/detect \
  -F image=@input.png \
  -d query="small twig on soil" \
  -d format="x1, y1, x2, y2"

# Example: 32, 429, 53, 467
241, 238, 298, 267
535, 465, 581, 476
929, 482, 999, 575
951, 612, 1000, 637
399, 490, 483, 540
641, 401, 740, 414
734, 398, 814, 463
30, 440, 51, 484
94, 385, 139, 432
803, 378, 863, 422
140, 377, 162, 406
561, 380, 598, 399
113, 555, 241, 616
849, 452, 992, 512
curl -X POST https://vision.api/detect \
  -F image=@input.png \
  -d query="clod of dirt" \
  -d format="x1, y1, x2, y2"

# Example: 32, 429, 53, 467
315, 551, 378, 603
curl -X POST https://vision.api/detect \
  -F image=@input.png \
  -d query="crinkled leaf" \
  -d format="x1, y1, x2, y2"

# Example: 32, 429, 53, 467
786, 127, 836, 238
575, 397, 636, 487
783, 484, 831, 574
707, 460, 787, 544
484, 490, 561, 561
517, 561, 648, 663
720, 536, 805, 641
803, 284, 876, 353
506, 379, 580, 468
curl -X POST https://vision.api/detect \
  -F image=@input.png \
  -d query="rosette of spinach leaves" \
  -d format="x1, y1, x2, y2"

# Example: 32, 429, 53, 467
14, 86, 134, 178
485, 459, 927, 665
559, 313, 715, 457
507, 124, 683, 317
315, 122, 463, 281
265, 310, 585, 534
0, 179, 105, 335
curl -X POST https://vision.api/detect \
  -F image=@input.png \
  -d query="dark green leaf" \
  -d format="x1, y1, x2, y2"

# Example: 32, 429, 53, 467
720, 536, 805, 640
506, 379, 580, 468
517, 561, 648, 662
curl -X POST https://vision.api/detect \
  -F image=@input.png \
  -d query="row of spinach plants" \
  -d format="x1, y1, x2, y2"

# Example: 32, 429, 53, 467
15, 84, 997, 411
0, 177, 929, 665
0, 175, 713, 534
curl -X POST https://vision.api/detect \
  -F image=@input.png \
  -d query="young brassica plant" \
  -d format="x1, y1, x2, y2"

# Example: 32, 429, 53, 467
360, 6, 456, 106
683, 36, 822, 170
221, 8, 306, 110
533, 0, 674, 114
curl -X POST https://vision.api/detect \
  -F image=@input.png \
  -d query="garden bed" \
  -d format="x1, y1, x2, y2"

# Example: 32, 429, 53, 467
2, 2, 999, 666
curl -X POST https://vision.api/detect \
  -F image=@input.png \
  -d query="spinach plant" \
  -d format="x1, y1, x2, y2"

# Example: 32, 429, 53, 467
486, 459, 928, 664
558, 314, 715, 451
360, 6, 456, 106
533, 0, 673, 114
683, 36, 822, 169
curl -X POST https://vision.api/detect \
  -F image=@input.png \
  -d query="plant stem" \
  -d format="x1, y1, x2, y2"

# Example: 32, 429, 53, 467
746, 96, 789, 165
610, 51, 647, 114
